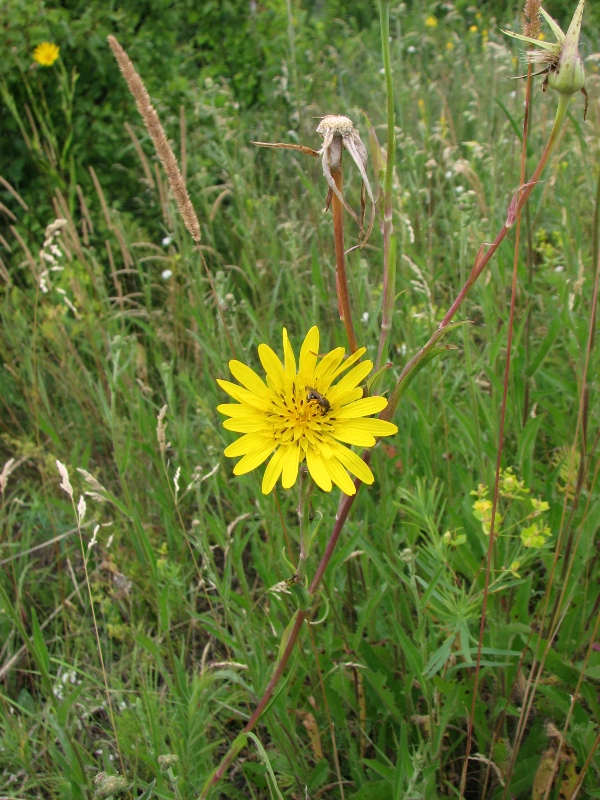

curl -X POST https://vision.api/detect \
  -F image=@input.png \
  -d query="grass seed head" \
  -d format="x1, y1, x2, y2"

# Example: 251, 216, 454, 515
523, 0, 542, 39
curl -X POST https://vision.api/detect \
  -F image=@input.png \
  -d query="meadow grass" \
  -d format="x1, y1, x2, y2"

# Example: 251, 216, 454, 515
1, 3, 599, 799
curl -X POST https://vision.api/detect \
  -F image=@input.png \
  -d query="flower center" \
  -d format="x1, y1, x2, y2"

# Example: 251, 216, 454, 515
268, 381, 333, 444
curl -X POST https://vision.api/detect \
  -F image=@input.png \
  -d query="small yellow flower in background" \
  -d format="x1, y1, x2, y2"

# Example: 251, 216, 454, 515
217, 326, 398, 495
425, 15, 438, 27
33, 42, 60, 67
469, 25, 478, 33
446, 41, 454, 50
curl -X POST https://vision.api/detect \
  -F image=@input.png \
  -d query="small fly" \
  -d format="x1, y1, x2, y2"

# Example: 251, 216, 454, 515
306, 386, 330, 415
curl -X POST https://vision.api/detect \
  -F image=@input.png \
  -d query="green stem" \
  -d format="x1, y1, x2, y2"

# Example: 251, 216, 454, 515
375, 0, 397, 371
295, 469, 312, 583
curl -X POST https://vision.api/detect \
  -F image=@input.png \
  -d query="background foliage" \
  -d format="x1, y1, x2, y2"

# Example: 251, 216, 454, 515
1, 1, 599, 799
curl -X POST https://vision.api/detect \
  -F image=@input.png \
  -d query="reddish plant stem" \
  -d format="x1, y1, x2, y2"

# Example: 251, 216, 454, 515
200, 609, 307, 797
332, 170, 358, 353
383, 95, 569, 425
461, 60, 534, 800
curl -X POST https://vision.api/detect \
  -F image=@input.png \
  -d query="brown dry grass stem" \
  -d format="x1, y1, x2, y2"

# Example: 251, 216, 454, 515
332, 171, 358, 353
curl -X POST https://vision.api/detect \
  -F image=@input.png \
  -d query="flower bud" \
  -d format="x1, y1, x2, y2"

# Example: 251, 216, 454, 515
547, 0, 585, 96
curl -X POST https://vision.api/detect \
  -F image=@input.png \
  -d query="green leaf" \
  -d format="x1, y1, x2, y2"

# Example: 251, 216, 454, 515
526, 315, 562, 377
138, 779, 156, 800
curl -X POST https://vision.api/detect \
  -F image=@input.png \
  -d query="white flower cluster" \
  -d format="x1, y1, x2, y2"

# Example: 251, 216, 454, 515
38, 219, 67, 294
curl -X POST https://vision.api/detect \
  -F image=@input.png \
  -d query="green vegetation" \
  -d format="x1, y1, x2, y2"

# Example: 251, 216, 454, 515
1, 2, 599, 799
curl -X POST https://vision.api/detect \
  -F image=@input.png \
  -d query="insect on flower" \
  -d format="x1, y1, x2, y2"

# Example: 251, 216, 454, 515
306, 386, 331, 415
217, 326, 398, 495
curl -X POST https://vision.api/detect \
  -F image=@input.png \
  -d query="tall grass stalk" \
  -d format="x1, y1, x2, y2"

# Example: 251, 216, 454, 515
375, 0, 396, 372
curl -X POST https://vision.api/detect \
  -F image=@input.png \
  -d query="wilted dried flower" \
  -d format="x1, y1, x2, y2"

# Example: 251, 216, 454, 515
253, 114, 374, 235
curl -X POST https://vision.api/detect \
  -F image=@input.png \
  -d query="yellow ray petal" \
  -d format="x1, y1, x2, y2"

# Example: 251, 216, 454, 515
334, 418, 398, 438
306, 448, 332, 491
229, 360, 270, 398
299, 326, 319, 378
217, 403, 264, 418
335, 396, 388, 419
233, 440, 276, 475
262, 447, 286, 494
281, 443, 300, 489
327, 361, 373, 403
333, 443, 375, 485
329, 347, 367, 380
330, 427, 376, 447
258, 344, 285, 392
282, 328, 296, 378
225, 432, 272, 458
217, 379, 269, 411
323, 456, 356, 495
223, 417, 271, 433
314, 347, 345, 385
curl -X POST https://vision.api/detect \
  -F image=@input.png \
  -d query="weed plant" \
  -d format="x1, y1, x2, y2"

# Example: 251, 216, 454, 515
1, 3, 599, 800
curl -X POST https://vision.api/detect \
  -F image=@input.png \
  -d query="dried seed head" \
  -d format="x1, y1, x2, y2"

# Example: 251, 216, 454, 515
158, 754, 180, 770
93, 774, 129, 799
316, 115, 354, 138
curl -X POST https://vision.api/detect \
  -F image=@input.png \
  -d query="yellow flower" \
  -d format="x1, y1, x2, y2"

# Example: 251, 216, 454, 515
446, 41, 454, 51
425, 15, 438, 27
469, 25, 478, 32
217, 327, 398, 495
33, 42, 60, 67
